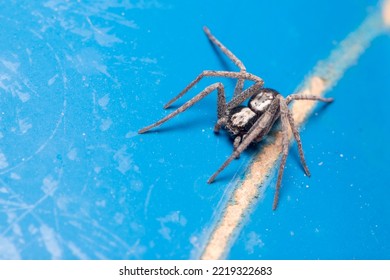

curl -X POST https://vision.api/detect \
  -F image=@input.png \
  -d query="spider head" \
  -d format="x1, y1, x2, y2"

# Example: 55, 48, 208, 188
248, 88, 279, 114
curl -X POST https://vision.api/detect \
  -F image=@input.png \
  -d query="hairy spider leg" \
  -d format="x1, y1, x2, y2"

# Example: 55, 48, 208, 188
284, 100, 311, 177
207, 99, 280, 184
207, 152, 238, 184
138, 83, 227, 133
272, 99, 291, 210
285, 94, 333, 174
226, 81, 264, 110
163, 70, 263, 109
285, 94, 334, 175
203, 27, 246, 72
203, 26, 247, 97
286, 94, 334, 105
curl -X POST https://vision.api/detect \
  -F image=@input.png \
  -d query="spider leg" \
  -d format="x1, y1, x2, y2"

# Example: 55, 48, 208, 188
272, 99, 291, 211
233, 136, 242, 159
207, 152, 239, 184
208, 107, 276, 184
138, 82, 227, 134
213, 117, 227, 133
233, 136, 242, 150
203, 26, 246, 97
280, 98, 311, 177
286, 94, 334, 105
227, 81, 263, 110
234, 79, 246, 98
203, 27, 246, 72
164, 70, 263, 109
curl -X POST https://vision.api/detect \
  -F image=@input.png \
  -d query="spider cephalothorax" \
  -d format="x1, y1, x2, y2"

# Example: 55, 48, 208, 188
138, 27, 333, 210
226, 106, 258, 136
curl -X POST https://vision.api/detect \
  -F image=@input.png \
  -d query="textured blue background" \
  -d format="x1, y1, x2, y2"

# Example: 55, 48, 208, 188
0, 0, 388, 259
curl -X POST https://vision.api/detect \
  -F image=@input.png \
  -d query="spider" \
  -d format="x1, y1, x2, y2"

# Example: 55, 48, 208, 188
138, 27, 333, 210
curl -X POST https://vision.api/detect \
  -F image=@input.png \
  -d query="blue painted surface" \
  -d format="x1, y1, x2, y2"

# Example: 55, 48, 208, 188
0, 0, 388, 259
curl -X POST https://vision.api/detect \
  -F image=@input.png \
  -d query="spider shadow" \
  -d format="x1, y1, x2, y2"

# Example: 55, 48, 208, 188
312, 101, 333, 117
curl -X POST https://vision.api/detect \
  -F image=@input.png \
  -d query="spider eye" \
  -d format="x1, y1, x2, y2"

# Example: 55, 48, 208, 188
249, 88, 278, 113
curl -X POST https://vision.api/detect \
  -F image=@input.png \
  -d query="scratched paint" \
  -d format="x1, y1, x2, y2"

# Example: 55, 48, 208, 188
0, 0, 388, 260
0, 1, 170, 259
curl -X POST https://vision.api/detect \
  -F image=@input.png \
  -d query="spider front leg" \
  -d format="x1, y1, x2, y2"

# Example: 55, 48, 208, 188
208, 105, 277, 184
163, 70, 263, 109
138, 82, 227, 134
